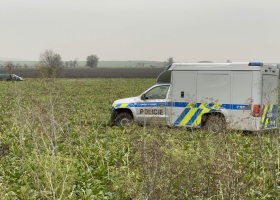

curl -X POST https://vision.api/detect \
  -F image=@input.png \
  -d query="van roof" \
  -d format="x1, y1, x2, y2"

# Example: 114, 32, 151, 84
168, 62, 278, 71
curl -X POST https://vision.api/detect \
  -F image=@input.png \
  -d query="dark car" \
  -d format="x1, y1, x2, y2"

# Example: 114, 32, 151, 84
0, 74, 23, 81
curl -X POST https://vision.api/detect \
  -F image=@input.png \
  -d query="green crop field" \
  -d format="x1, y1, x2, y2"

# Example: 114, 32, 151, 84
0, 78, 280, 199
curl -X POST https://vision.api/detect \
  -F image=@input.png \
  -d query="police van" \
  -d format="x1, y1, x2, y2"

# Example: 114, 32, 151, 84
111, 62, 279, 132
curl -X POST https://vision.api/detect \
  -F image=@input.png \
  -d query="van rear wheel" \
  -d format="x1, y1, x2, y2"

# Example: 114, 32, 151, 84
203, 115, 226, 133
115, 112, 133, 127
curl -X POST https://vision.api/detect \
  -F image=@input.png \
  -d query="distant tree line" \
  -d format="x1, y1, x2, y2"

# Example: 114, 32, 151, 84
0, 50, 175, 77
0, 62, 29, 69
64, 59, 79, 68
34, 50, 101, 78
0, 62, 29, 74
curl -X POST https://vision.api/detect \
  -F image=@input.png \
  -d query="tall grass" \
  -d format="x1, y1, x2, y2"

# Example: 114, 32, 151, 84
0, 78, 279, 199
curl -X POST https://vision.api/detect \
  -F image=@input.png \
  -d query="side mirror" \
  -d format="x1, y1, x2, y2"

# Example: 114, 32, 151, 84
141, 94, 146, 100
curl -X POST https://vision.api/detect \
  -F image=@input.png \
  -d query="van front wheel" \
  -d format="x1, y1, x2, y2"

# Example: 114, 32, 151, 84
115, 112, 133, 127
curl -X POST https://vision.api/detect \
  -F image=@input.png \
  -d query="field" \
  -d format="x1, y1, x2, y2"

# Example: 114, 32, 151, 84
0, 78, 280, 199
0, 68, 165, 78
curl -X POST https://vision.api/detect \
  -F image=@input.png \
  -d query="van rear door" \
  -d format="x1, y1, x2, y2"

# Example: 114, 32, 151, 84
262, 74, 278, 128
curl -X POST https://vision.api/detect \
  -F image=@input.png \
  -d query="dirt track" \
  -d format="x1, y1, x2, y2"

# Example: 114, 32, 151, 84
0, 68, 165, 78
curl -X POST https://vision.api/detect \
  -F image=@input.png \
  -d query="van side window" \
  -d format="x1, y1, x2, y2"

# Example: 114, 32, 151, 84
145, 86, 169, 100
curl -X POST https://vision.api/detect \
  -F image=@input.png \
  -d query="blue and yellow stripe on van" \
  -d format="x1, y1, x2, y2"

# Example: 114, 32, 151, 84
112, 103, 135, 108
261, 105, 277, 128
174, 103, 223, 127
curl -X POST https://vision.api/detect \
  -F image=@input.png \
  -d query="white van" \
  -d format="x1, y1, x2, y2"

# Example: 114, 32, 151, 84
111, 62, 279, 132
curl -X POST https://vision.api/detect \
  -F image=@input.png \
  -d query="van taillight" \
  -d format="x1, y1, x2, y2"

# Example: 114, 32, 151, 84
253, 105, 261, 117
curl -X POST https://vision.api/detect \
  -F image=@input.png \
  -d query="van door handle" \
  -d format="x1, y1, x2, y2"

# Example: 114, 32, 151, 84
160, 103, 165, 107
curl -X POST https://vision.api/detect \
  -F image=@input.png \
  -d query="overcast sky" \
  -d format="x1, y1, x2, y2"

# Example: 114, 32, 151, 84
0, 0, 279, 62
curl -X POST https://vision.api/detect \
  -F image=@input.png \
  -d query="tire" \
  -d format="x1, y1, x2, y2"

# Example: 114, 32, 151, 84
115, 112, 133, 127
203, 114, 226, 133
